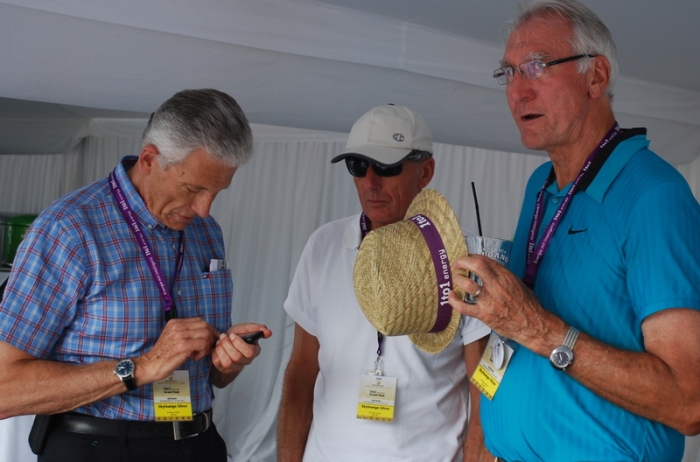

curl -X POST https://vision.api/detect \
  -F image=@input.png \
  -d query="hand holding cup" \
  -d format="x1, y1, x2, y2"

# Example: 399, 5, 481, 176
463, 236, 512, 304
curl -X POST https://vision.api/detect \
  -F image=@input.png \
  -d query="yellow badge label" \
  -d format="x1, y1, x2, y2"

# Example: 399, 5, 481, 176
471, 364, 500, 400
356, 375, 397, 422
154, 402, 194, 421
470, 332, 514, 400
153, 370, 194, 421
357, 403, 395, 421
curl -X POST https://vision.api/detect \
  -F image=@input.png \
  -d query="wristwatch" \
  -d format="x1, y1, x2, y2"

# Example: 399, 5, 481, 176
114, 358, 138, 391
549, 326, 580, 371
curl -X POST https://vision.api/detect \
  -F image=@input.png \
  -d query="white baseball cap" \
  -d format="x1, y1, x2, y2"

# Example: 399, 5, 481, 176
331, 104, 433, 166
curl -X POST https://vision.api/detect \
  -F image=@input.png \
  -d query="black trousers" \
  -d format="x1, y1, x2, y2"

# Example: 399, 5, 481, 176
39, 422, 227, 462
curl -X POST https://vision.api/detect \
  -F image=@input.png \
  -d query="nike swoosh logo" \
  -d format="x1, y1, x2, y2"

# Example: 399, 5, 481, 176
568, 226, 588, 235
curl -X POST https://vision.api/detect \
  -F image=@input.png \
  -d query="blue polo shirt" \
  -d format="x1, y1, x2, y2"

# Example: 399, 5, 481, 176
481, 132, 700, 461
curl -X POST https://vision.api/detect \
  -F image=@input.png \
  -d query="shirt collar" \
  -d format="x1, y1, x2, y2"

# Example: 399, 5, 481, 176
584, 133, 649, 203
344, 213, 364, 249
116, 155, 162, 230
545, 131, 650, 204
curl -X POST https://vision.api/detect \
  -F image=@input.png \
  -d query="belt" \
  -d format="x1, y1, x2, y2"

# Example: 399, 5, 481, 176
54, 409, 212, 441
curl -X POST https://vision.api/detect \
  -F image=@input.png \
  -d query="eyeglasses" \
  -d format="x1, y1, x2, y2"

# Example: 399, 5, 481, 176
344, 152, 427, 178
493, 54, 597, 85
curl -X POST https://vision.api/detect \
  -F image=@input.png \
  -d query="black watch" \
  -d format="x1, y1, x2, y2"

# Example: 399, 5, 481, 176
549, 327, 579, 371
114, 358, 137, 391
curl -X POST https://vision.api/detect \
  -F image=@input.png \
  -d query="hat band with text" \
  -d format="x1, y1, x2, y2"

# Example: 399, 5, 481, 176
408, 214, 453, 333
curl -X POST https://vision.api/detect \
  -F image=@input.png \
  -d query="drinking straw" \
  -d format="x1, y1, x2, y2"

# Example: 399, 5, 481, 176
471, 182, 483, 236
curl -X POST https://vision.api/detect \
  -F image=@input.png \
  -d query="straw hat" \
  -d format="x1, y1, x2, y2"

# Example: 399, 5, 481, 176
353, 189, 467, 354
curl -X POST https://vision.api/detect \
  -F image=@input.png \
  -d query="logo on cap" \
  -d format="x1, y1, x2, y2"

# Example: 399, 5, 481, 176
393, 133, 405, 142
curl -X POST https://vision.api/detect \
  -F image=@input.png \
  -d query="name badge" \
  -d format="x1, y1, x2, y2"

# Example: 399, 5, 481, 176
471, 331, 514, 400
357, 375, 397, 422
153, 370, 194, 421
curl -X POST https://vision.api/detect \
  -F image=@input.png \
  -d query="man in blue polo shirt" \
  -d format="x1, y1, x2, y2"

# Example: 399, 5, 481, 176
450, 1, 700, 460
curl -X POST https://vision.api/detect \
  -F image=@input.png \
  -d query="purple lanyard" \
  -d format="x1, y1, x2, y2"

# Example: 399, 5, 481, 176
359, 213, 371, 240
359, 212, 454, 356
523, 123, 621, 288
109, 169, 184, 321
359, 214, 386, 355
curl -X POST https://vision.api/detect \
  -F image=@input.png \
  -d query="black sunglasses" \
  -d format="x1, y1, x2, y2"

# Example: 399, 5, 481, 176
344, 158, 402, 177
344, 152, 428, 178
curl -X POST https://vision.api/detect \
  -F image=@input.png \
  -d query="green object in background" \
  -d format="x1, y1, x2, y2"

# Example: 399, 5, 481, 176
3, 214, 37, 265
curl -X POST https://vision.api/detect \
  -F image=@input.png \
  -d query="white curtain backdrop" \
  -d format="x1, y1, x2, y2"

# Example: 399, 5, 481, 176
1, 122, 700, 461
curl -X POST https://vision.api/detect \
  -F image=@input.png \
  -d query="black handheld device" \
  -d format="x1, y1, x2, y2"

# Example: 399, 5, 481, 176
241, 331, 264, 344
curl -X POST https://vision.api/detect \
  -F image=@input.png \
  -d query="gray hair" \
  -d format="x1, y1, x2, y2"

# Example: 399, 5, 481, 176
142, 89, 254, 169
407, 150, 433, 162
505, 0, 618, 100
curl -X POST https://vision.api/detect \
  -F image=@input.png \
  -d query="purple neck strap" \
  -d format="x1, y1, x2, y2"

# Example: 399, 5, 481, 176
523, 123, 621, 288
109, 169, 184, 321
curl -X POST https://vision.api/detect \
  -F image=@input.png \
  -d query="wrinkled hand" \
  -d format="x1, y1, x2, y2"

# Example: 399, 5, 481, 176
449, 254, 563, 353
211, 323, 273, 375
136, 317, 219, 384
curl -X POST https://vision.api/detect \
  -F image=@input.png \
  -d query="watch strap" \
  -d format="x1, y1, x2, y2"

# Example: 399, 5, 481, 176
563, 326, 580, 350
122, 374, 137, 391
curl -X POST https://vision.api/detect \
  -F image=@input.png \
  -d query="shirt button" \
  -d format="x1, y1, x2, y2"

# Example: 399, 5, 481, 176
178, 290, 181, 296
552, 198, 560, 204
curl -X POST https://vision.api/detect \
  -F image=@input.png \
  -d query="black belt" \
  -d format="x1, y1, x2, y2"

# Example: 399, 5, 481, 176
54, 409, 212, 441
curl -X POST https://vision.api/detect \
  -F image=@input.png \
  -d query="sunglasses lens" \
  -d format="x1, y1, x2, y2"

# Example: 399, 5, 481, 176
373, 164, 403, 177
345, 158, 369, 177
345, 158, 404, 177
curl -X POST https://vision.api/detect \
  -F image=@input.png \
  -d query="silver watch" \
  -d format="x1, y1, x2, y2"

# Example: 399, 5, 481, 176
549, 326, 579, 371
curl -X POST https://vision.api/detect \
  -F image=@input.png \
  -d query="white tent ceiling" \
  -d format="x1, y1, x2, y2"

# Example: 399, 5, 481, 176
1, 0, 699, 164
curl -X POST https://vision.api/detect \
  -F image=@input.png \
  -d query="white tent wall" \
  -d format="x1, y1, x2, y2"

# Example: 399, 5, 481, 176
1, 122, 700, 461
2, 0, 700, 166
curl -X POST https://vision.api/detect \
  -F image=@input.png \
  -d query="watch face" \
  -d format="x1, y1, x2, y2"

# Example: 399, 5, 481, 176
550, 346, 573, 370
116, 360, 134, 377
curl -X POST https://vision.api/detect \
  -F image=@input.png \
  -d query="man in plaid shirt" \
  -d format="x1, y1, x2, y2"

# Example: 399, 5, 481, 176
0, 89, 271, 462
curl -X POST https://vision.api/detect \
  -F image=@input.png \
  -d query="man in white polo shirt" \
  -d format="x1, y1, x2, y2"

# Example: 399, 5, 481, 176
277, 104, 490, 461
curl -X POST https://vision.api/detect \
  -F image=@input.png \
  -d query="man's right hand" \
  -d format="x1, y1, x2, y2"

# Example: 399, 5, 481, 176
134, 317, 219, 385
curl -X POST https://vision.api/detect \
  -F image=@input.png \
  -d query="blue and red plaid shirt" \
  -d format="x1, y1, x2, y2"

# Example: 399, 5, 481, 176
0, 156, 233, 420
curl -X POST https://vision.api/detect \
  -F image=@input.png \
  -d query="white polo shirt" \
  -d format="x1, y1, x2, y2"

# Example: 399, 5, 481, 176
284, 214, 491, 462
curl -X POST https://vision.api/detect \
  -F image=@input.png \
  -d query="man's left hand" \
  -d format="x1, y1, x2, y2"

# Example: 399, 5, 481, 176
211, 324, 272, 376
449, 254, 564, 355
